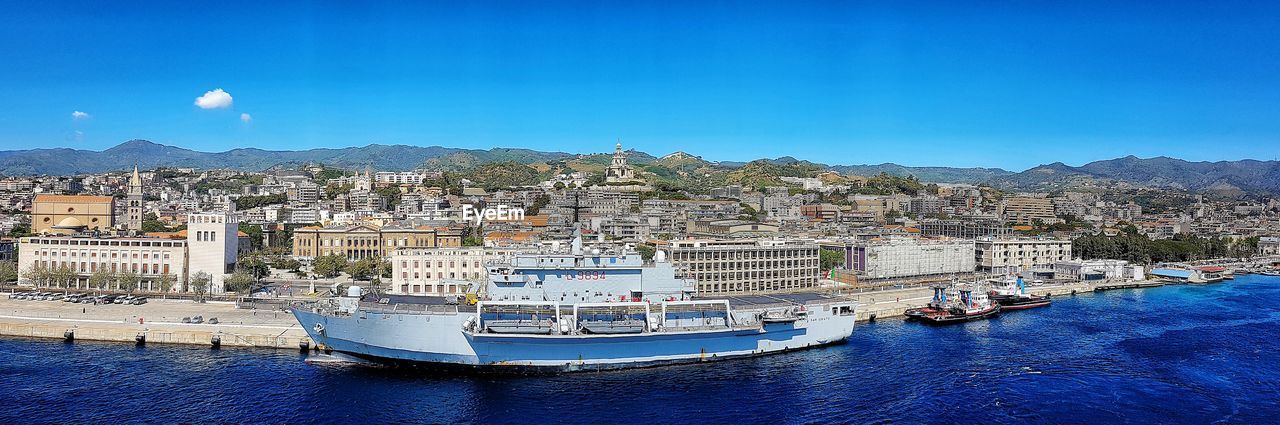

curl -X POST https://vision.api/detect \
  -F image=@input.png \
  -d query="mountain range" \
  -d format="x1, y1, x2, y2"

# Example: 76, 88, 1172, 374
1, 140, 1277, 197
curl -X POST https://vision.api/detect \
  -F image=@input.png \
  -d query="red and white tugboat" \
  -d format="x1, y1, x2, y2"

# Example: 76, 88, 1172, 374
906, 283, 1000, 325
989, 276, 1051, 311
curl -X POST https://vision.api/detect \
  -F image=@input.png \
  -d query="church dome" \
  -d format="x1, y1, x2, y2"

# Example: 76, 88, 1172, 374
54, 216, 85, 228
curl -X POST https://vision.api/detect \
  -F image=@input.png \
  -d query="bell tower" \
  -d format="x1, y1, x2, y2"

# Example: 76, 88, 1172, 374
126, 165, 144, 231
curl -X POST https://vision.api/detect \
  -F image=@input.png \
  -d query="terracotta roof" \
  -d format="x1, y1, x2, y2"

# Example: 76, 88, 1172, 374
34, 194, 113, 203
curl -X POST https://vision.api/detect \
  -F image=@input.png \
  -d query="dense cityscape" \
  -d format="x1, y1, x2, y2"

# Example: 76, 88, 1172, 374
2, 141, 1278, 298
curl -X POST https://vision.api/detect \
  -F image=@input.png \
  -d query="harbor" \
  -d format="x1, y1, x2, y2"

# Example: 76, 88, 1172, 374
0, 277, 1115, 350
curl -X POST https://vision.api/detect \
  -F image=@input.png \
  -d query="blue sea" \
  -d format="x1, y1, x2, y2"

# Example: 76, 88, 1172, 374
3, 275, 1279, 424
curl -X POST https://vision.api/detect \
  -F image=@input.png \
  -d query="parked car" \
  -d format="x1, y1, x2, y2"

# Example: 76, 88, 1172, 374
80, 297, 95, 304
207, 317, 218, 325
182, 317, 192, 323
131, 297, 148, 305
113, 296, 129, 304
191, 315, 204, 324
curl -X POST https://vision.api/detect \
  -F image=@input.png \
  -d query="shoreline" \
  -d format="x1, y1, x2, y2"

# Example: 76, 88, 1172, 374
0, 280, 1133, 348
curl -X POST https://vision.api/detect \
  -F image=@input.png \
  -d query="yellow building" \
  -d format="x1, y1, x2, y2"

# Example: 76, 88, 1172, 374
291, 222, 463, 261
31, 194, 115, 235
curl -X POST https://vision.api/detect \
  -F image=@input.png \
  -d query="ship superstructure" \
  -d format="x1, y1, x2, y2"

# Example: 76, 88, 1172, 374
292, 235, 857, 372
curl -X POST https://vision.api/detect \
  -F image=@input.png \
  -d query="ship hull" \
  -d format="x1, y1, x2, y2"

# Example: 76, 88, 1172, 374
292, 307, 855, 373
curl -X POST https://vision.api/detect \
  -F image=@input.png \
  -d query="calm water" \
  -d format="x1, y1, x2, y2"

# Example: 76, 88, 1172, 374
3, 276, 1279, 424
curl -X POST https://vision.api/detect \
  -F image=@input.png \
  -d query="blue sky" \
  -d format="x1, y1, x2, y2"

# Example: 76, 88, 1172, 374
1, 1, 1278, 171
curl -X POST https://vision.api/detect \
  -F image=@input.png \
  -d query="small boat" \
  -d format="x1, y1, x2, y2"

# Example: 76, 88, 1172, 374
906, 284, 1001, 325
989, 276, 1052, 311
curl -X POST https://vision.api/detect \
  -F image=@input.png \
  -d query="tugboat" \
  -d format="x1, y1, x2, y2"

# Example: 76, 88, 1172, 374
905, 283, 1001, 325
989, 276, 1051, 310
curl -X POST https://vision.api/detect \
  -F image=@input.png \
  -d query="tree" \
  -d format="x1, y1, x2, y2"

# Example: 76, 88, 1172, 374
224, 270, 255, 293
274, 258, 302, 272
313, 255, 347, 278
141, 213, 170, 233
24, 264, 51, 287
89, 269, 116, 291
51, 265, 77, 289
635, 244, 656, 262
117, 271, 141, 293
346, 257, 379, 281
0, 261, 17, 284
238, 255, 270, 282
820, 249, 846, 272
190, 272, 211, 302
238, 224, 264, 250
157, 273, 177, 296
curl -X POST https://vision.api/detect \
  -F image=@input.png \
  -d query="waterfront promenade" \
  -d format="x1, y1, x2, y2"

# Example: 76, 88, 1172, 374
0, 279, 1109, 348
0, 297, 311, 349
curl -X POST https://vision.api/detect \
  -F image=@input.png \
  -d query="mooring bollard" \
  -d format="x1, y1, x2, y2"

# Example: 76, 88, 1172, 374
135, 333, 146, 346
299, 340, 310, 352
211, 335, 221, 349
64, 330, 74, 342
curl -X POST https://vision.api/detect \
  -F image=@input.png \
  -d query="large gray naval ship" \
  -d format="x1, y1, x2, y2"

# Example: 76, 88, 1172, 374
291, 235, 857, 372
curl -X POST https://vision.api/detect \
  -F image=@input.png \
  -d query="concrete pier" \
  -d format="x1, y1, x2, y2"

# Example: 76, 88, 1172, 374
0, 297, 312, 349
849, 281, 1098, 322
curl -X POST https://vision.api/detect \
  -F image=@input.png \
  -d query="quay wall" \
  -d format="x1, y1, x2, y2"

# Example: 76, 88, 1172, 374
853, 282, 1098, 322
0, 320, 313, 349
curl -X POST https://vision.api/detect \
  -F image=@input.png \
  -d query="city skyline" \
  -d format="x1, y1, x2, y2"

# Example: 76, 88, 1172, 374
2, 1, 1279, 170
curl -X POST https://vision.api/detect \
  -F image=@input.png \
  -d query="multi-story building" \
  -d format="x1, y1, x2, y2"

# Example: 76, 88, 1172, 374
1259, 237, 1280, 255
975, 237, 1073, 275
389, 246, 533, 295
821, 238, 975, 280
1054, 259, 1140, 282
16, 212, 238, 293
0, 239, 15, 262
919, 219, 1012, 239
375, 171, 433, 185
286, 181, 320, 204
1003, 196, 1058, 225
686, 219, 779, 238
187, 213, 239, 293
667, 239, 819, 295
291, 222, 463, 261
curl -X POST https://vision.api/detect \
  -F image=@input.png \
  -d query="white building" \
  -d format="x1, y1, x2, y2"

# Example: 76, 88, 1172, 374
16, 212, 239, 293
821, 237, 975, 280
389, 247, 534, 296
1054, 259, 1141, 282
975, 237, 1073, 275
187, 213, 239, 294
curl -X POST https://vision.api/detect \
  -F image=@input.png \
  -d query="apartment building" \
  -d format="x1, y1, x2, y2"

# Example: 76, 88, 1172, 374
389, 246, 533, 295
821, 237, 975, 280
1003, 196, 1058, 225
975, 237, 1073, 275
667, 239, 819, 295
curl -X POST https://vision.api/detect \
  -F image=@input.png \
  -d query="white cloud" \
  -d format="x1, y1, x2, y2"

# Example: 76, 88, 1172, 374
194, 88, 233, 109
71, 110, 90, 120
240, 113, 252, 123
